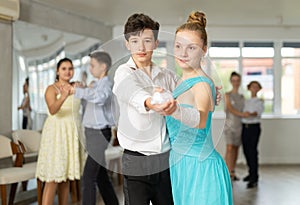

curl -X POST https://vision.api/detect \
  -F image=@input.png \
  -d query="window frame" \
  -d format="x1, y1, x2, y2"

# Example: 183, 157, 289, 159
208, 40, 300, 117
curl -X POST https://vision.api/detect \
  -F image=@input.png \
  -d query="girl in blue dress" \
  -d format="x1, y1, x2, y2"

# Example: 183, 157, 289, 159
166, 11, 233, 205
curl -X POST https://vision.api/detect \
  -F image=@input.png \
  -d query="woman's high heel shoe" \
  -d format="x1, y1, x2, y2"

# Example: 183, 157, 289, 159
230, 170, 240, 181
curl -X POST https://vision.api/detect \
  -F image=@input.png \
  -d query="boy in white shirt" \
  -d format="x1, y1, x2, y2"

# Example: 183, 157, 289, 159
241, 81, 264, 189
113, 13, 177, 205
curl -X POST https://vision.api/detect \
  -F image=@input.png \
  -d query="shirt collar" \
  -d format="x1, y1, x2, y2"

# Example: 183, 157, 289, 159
126, 57, 163, 79
98, 75, 108, 81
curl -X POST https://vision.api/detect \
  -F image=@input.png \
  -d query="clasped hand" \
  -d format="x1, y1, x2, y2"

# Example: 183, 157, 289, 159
146, 87, 177, 116
59, 84, 75, 96
151, 99, 177, 116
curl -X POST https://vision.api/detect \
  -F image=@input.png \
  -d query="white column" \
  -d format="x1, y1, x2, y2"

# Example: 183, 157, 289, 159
273, 41, 282, 114
0, 20, 13, 136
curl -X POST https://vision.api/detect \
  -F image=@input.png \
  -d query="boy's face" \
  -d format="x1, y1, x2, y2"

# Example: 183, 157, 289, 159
89, 58, 106, 78
125, 29, 159, 67
249, 83, 261, 94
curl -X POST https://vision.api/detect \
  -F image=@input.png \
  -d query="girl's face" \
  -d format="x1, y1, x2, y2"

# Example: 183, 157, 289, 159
57, 61, 74, 82
174, 30, 207, 70
230, 75, 241, 89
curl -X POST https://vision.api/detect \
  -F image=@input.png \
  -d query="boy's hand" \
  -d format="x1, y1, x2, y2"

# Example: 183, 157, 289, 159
145, 98, 177, 115
242, 112, 250, 118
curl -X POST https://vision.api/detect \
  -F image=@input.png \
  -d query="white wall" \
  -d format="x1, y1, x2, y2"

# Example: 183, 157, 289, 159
213, 117, 300, 164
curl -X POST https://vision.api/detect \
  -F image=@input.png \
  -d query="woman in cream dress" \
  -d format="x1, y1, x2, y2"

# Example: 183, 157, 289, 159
36, 58, 83, 205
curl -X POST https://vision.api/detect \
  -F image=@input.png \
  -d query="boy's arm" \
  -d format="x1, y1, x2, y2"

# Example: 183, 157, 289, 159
75, 83, 111, 105
113, 67, 152, 114
250, 99, 264, 117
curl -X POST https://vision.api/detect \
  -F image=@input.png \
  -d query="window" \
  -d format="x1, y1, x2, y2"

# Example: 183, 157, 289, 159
242, 42, 274, 113
209, 42, 240, 91
281, 42, 300, 114
209, 42, 240, 112
211, 60, 239, 91
81, 56, 93, 85
29, 71, 38, 110
38, 70, 49, 112
18, 56, 26, 71
210, 42, 240, 58
71, 58, 82, 82
153, 42, 168, 69
242, 58, 273, 113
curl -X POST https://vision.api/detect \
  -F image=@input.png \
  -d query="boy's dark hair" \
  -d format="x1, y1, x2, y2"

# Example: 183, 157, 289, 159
124, 13, 160, 41
89, 51, 112, 70
247, 81, 262, 90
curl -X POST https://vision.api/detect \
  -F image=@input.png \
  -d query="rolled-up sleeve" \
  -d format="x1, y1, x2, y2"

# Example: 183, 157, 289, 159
75, 82, 111, 105
113, 67, 152, 114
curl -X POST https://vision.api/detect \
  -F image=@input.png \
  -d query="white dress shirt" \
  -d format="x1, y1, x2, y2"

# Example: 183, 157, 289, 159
113, 57, 178, 155
242, 97, 264, 124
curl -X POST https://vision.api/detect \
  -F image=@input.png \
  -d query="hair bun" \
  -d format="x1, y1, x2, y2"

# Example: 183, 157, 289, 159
187, 11, 206, 28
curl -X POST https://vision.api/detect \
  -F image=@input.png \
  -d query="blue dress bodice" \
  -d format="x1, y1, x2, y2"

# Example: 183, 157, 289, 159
166, 76, 217, 160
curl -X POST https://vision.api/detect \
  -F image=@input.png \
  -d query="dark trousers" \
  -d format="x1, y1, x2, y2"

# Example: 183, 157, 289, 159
122, 149, 174, 205
82, 127, 119, 205
22, 116, 28, 129
242, 123, 261, 182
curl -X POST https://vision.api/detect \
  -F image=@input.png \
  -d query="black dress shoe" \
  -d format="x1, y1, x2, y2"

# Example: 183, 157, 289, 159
243, 175, 250, 182
247, 181, 258, 189
231, 175, 240, 181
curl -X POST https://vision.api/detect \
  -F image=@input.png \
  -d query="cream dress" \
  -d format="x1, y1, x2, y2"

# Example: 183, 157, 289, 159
36, 91, 84, 182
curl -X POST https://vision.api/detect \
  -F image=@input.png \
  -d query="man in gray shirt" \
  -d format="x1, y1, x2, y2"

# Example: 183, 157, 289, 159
74, 51, 118, 205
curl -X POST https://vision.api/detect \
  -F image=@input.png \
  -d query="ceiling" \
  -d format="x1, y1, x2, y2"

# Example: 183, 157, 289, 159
14, 0, 300, 55
36, 0, 300, 27
13, 21, 99, 57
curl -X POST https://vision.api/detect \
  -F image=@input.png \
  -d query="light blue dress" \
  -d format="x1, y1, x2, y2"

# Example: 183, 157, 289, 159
166, 76, 233, 205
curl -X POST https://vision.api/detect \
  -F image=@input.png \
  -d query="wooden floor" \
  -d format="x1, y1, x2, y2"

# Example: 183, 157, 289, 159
233, 164, 300, 205
5, 164, 300, 205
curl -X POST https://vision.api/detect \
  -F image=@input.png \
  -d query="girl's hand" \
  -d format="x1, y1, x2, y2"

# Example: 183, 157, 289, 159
73, 81, 85, 88
60, 84, 73, 97
215, 85, 222, 106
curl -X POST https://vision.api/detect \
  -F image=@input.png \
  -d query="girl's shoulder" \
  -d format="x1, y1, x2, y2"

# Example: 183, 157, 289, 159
46, 83, 60, 95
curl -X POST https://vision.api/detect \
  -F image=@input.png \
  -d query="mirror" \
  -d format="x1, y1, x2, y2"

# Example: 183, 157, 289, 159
13, 20, 101, 130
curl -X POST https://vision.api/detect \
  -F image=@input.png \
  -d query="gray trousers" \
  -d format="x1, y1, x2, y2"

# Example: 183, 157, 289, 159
82, 127, 119, 205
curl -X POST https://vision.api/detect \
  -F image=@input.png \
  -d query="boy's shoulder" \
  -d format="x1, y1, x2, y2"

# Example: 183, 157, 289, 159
116, 59, 135, 72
